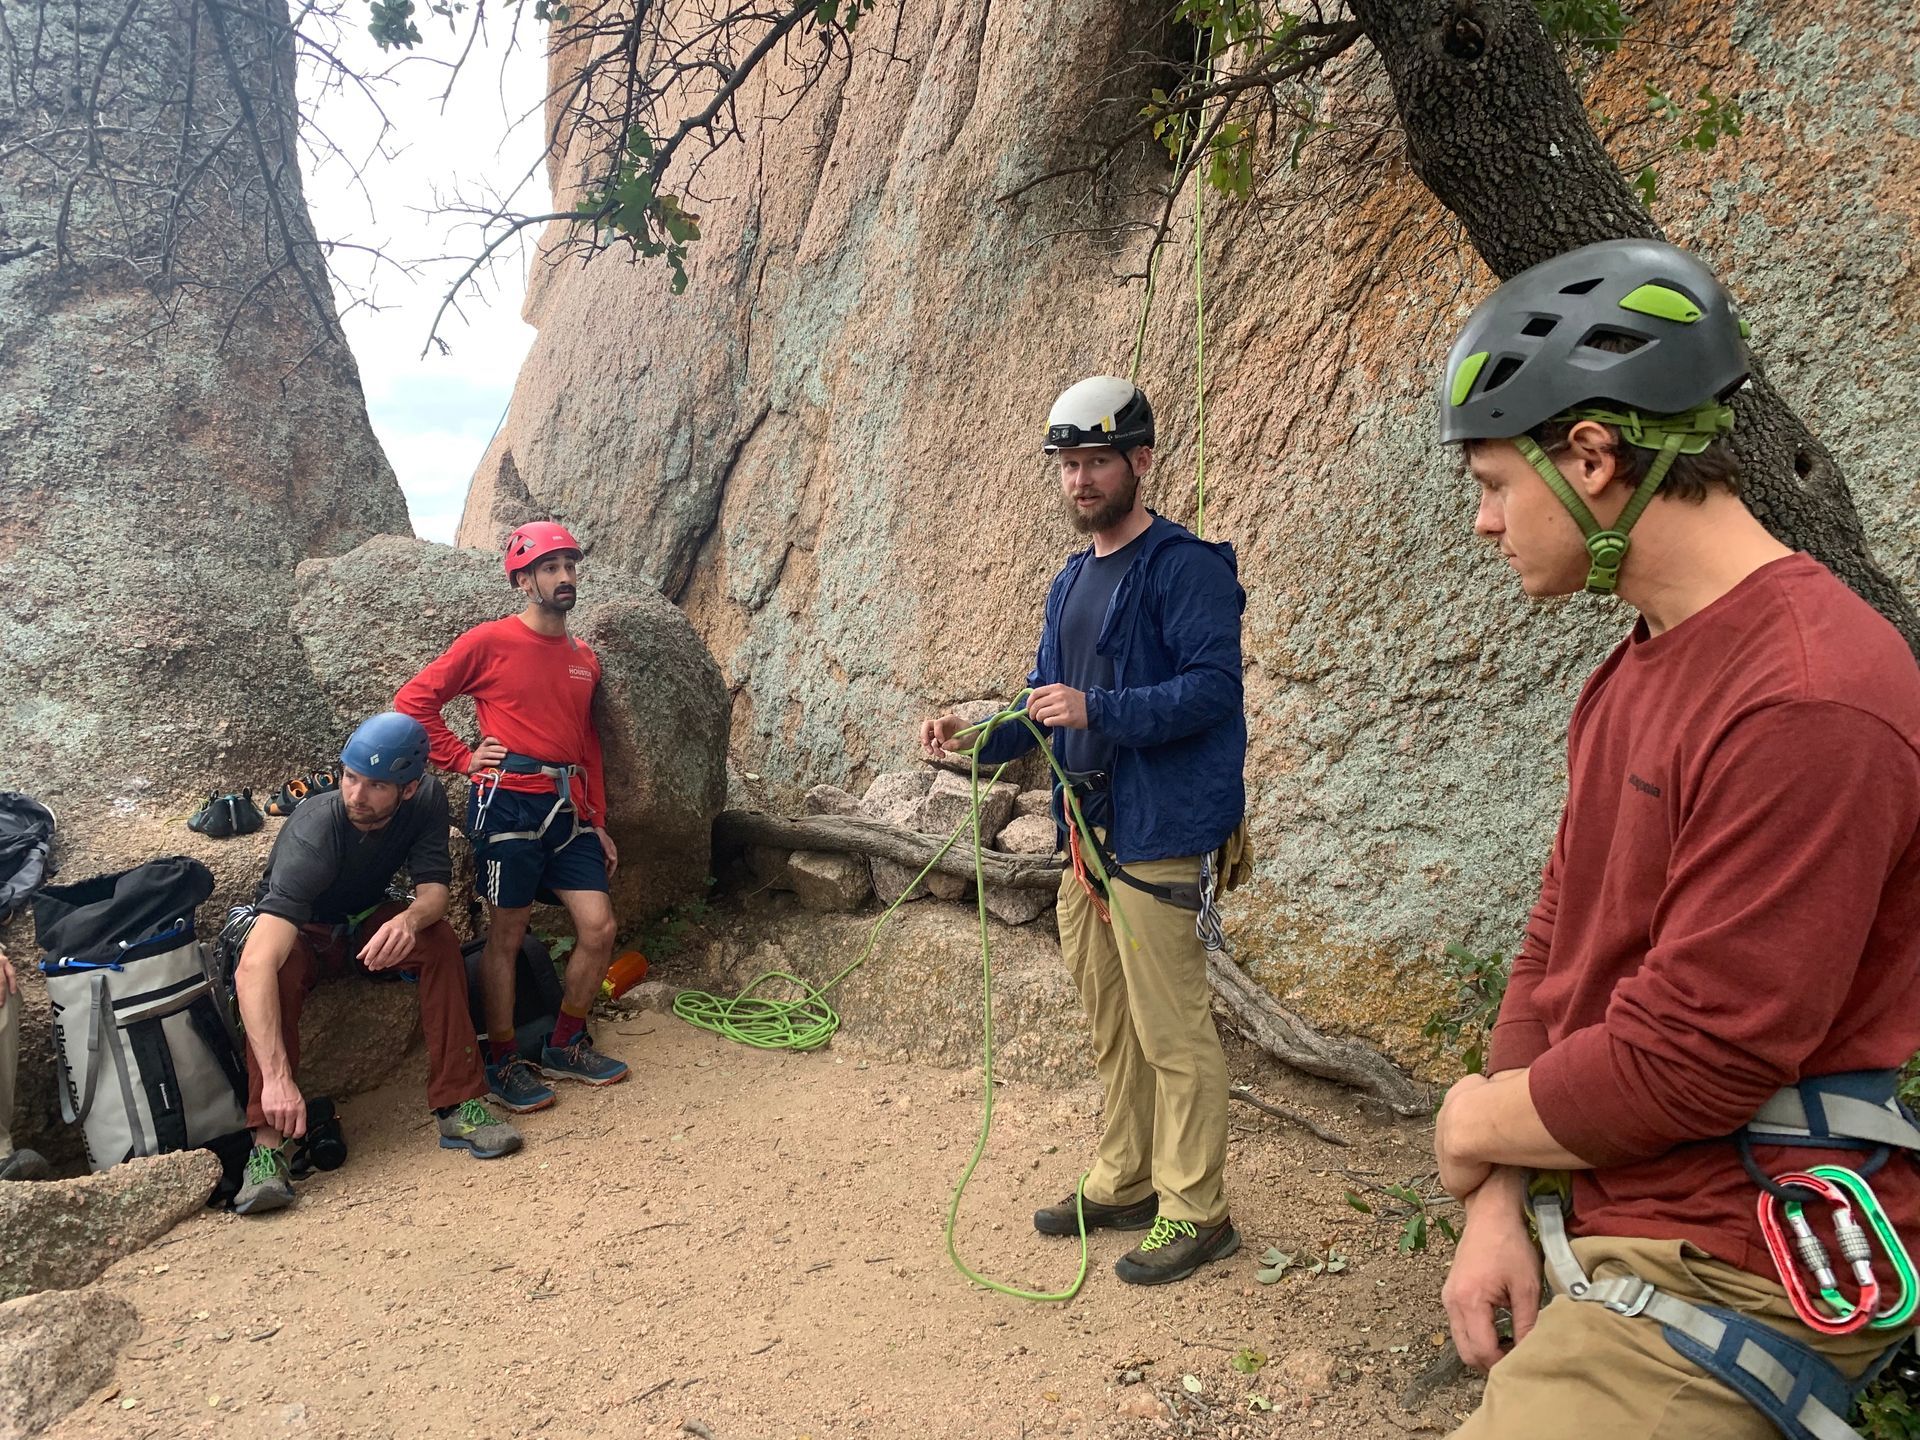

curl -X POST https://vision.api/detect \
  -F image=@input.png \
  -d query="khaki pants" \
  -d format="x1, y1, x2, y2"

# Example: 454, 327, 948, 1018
0, 989, 15, 1160
1056, 847, 1229, 1225
1452, 1234, 1903, 1439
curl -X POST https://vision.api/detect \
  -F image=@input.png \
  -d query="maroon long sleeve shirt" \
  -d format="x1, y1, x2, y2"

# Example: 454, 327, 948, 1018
1487, 554, 1920, 1276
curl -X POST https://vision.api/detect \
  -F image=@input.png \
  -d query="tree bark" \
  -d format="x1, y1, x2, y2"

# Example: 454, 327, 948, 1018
1207, 952, 1433, 1116
715, 809, 1066, 890
1347, 0, 1920, 656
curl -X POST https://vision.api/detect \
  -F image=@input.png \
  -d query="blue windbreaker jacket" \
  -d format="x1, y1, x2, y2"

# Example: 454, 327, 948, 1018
975, 513, 1247, 864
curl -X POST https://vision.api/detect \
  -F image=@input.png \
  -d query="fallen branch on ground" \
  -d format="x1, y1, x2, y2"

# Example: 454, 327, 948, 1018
715, 809, 1064, 891
1229, 1085, 1350, 1146
1208, 954, 1432, 1117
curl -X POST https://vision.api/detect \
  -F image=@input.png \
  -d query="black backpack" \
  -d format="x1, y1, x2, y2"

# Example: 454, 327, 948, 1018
0, 791, 56, 923
461, 932, 566, 1056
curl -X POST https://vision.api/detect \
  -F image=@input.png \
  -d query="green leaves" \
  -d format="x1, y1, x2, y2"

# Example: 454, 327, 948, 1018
367, 0, 422, 50
1230, 1347, 1267, 1375
1422, 941, 1510, 1077
531, 0, 572, 23
574, 126, 703, 293
1645, 82, 1745, 153
1534, 0, 1627, 52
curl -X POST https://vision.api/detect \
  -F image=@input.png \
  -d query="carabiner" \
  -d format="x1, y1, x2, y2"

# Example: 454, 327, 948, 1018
1758, 1171, 1877, 1335
1808, 1165, 1919, 1329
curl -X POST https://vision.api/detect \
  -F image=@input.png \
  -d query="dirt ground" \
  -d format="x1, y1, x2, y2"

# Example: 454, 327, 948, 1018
44, 1017, 1479, 1440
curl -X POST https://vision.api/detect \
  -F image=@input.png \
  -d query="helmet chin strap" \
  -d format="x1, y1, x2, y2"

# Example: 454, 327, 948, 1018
1514, 402, 1734, 595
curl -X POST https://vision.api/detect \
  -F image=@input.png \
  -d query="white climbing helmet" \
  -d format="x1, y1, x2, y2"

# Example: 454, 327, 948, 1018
1043, 376, 1155, 454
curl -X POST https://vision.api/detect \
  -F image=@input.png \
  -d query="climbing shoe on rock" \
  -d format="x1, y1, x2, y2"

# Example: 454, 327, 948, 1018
1113, 1214, 1241, 1286
486, 1055, 556, 1113
0, 1147, 51, 1181
265, 776, 310, 818
539, 1031, 629, 1086
437, 1098, 523, 1159
189, 790, 265, 839
1033, 1190, 1158, 1237
233, 1144, 295, 1216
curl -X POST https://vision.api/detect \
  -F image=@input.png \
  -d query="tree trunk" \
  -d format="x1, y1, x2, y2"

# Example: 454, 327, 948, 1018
1347, 0, 1920, 656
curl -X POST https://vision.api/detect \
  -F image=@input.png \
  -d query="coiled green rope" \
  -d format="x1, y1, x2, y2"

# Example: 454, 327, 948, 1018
673, 696, 1130, 1300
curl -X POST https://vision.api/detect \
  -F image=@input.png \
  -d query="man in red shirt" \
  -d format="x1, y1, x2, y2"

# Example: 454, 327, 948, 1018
1432, 239, 1920, 1438
396, 523, 629, 1113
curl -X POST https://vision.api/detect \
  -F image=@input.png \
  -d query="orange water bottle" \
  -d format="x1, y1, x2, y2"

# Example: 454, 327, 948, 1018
603, 949, 649, 1000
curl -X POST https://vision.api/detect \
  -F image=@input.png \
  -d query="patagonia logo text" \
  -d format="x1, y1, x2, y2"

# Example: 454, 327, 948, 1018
1629, 773, 1663, 798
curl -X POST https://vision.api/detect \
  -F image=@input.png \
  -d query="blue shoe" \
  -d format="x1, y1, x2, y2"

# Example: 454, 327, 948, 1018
538, 1031, 629, 1087
486, 1055, 556, 1113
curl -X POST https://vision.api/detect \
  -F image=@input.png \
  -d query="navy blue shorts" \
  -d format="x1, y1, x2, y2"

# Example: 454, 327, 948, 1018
467, 787, 608, 910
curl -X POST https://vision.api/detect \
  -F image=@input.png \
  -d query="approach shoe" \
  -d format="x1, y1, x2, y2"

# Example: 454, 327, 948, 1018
232, 1144, 295, 1216
1113, 1214, 1241, 1286
1033, 1190, 1158, 1237
0, 1148, 51, 1182
486, 1055, 556, 1114
437, 1098, 523, 1159
538, 1031, 629, 1087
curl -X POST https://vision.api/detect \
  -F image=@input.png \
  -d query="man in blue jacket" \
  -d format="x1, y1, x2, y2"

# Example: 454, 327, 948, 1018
920, 376, 1248, 1285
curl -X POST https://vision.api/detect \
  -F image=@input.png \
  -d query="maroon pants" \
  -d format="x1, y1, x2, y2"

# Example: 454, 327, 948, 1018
244, 903, 486, 1125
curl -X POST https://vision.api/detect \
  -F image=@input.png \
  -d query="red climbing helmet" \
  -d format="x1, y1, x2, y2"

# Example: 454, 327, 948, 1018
502, 521, 582, 583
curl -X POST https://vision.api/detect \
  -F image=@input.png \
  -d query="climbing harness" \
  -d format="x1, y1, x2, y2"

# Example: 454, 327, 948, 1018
1060, 771, 1230, 956
471, 753, 590, 848
676, 692, 1233, 1301
1533, 1071, 1920, 1440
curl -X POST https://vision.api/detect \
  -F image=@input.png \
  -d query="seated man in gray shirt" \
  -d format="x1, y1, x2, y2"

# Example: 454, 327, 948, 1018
232, 712, 521, 1215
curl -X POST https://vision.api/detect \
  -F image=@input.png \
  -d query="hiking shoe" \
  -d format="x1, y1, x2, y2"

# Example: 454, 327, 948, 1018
0, 1148, 50, 1182
233, 1145, 295, 1216
1113, 1215, 1241, 1286
538, 1032, 629, 1087
437, 1098, 524, 1159
1033, 1190, 1158, 1237
486, 1055, 556, 1113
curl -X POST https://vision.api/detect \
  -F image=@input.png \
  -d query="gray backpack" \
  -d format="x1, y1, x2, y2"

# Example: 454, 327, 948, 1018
34, 858, 249, 1171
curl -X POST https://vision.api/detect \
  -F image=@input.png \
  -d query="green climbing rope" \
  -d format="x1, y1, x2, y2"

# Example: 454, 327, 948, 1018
673, 695, 1135, 1302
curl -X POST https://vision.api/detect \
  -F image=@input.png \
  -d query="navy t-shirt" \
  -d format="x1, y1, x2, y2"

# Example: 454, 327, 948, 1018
1055, 533, 1146, 815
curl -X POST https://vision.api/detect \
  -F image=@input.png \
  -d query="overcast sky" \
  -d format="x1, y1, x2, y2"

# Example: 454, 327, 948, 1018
302, 13, 550, 543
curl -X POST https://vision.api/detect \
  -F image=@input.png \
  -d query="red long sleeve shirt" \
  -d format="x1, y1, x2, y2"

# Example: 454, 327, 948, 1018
393, 616, 609, 827
1488, 554, 1920, 1276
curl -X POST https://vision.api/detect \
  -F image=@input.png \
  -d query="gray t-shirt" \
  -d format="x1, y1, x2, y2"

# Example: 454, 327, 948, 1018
255, 779, 453, 926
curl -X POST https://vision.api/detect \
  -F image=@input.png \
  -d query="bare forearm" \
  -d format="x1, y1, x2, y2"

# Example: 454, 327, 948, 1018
1456, 1071, 1592, 1172
235, 918, 297, 1081
406, 884, 450, 931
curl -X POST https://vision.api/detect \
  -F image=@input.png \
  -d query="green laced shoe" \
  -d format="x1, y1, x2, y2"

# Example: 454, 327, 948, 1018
1114, 1213, 1240, 1286
437, 1098, 523, 1160
233, 1144, 295, 1216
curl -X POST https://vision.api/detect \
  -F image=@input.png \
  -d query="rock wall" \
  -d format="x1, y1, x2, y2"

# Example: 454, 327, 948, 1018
0, 0, 409, 820
463, 0, 1920, 1059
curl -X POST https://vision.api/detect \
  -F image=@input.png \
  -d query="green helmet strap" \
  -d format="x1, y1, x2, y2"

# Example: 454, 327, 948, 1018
1513, 402, 1734, 595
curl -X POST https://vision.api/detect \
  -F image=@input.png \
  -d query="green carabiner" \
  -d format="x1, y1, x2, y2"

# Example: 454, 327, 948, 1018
1808, 1165, 1919, 1329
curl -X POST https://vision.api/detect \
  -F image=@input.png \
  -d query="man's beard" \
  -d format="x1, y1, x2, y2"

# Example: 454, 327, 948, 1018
538, 585, 577, 611
1067, 474, 1139, 534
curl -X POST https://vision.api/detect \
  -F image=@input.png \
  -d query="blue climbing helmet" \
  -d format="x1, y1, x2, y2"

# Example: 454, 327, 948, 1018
339, 712, 430, 784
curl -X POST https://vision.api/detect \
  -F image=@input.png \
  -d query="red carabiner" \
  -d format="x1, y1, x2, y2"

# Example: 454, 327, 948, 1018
1757, 1171, 1879, 1335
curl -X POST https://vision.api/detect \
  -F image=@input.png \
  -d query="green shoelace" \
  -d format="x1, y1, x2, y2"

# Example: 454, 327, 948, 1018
452, 1098, 494, 1130
1139, 1216, 1198, 1251
245, 1145, 289, 1185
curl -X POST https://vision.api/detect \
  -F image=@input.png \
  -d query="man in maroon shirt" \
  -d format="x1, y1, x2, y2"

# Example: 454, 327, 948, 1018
396, 522, 629, 1115
1432, 239, 1920, 1438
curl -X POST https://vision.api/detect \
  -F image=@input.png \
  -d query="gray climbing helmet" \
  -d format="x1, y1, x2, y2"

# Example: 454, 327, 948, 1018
1439, 239, 1753, 594
1439, 238, 1751, 443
